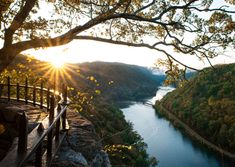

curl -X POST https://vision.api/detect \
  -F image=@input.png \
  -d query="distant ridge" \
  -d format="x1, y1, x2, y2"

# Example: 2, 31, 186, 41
9, 54, 165, 102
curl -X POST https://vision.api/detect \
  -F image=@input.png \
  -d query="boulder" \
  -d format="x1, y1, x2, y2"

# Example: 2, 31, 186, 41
91, 151, 111, 167
56, 149, 88, 166
51, 110, 111, 167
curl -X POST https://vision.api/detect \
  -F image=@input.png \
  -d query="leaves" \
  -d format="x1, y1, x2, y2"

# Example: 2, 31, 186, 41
155, 58, 187, 87
1, 0, 235, 84
225, 0, 235, 5
0, 63, 45, 85
0, 124, 5, 135
95, 89, 101, 94
108, 80, 114, 85
159, 63, 235, 151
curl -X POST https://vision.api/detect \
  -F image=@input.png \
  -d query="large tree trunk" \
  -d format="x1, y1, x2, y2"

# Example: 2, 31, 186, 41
0, 47, 18, 73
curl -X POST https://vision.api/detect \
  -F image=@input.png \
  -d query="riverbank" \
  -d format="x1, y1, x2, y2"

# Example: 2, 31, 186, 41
155, 102, 235, 159
80, 103, 158, 166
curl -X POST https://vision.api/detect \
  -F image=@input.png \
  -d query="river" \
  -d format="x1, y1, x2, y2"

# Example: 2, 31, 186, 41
121, 86, 233, 167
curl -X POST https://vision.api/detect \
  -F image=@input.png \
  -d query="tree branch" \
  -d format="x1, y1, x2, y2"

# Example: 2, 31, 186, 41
11, 0, 127, 53
4, 0, 37, 46
133, 0, 156, 14
74, 35, 201, 71
189, 6, 235, 13
153, 0, 198, 21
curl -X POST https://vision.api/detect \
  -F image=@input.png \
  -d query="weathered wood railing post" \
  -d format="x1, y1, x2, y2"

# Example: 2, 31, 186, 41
33, 85, 36, 106
0, 77, 71, 167
25, 78, 28, 104
47, 95, 55, 156
47, 87, 50, 111
16, 83, 20, 101
40, 81, 43, 109
35, 143, 42, 167
18, 112, 28, 153
62, 84, 67, 130
35, 122, 44, 167
0, 84, 2, 98
53, 81, 56, 94
49, 95, 55, 122
55, 104, 61, 141
7, 76, 10, 101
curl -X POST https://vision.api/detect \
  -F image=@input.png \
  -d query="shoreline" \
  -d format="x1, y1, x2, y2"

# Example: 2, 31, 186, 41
154, 103, 235, 159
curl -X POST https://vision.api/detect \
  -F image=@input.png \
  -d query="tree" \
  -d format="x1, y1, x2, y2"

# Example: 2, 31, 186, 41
0, 0, 235, 73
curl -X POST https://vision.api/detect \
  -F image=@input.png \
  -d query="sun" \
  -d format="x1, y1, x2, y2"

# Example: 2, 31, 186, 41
51, 60, 65, 68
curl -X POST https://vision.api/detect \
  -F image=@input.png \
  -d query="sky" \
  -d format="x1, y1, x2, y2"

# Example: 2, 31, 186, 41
25, 0, 235, 70
27, 40, 235, 69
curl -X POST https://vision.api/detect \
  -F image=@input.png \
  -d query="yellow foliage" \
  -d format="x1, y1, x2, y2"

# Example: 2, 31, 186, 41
0, 124, 5, 135
225, 0, 235, 4
89, 76, 95, 81
95, 90, 101, 94
108, 81, 114, 85
156, 25, 165, 38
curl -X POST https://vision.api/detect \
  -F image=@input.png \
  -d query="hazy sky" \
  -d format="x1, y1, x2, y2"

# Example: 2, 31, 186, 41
28, 40, 235, 69
25, 0, 235, 69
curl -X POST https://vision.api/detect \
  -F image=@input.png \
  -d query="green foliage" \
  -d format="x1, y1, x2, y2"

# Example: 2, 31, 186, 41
0, 59, 50, 99
77, 62, 163, 101
2, 0, 235, 85
7, 56, 163, 102
81, 104, 157, 166
0, 55, 157, 166
0, 63, 46, 85
159, 63, 235, 152
156, 58, 187, 86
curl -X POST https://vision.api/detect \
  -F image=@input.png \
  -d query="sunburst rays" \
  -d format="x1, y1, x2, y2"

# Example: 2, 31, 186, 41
51, 61, 65, 68
33, 62, 80, 91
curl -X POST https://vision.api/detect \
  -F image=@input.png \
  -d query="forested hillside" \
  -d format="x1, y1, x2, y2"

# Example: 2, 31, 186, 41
1, 55, 161, 166
157, 63, 235, 153
8, 55, 163, 102
77, 62, 164, 101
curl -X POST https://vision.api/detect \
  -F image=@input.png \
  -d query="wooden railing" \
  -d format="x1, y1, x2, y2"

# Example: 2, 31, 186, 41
0, 76, 60, 109
0, 77, 70, 167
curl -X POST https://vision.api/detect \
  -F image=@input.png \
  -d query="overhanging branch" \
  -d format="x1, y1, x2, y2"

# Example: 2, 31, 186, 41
10, 0, 128, 54
74, 36, 201, 72
4, 0, 37, 46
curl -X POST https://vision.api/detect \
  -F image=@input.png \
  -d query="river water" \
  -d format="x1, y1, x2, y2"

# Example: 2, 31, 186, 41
121, 86, 233, 167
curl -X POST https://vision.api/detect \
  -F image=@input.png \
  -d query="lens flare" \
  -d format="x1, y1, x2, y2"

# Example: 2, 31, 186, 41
51, 61, 64, 68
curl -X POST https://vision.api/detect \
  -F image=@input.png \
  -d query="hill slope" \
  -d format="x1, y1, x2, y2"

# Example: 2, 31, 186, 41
9, 55, 164, 102
3, 55, 162, 166
76, 61, 164, 101
157, 63, 235, 153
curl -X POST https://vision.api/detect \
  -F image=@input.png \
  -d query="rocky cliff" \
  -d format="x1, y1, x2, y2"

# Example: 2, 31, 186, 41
51, 109, 111, 167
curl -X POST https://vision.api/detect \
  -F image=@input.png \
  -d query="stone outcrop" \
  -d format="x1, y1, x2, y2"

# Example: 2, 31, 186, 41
0, 100, 111, 166
51, 109, 111, 167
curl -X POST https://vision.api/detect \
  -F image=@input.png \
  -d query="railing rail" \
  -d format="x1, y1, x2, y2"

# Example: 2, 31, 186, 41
0, 76, 69, 167
0, 76, 61, 109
